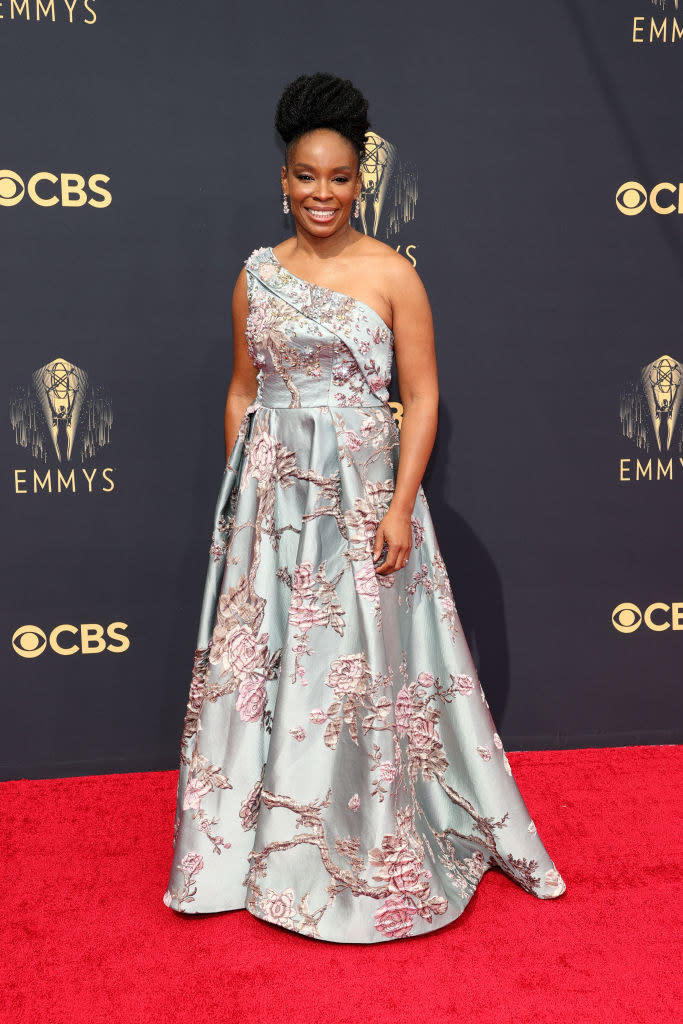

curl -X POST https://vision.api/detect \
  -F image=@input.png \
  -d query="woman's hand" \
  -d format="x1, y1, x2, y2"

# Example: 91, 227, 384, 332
372, 507, 413, 576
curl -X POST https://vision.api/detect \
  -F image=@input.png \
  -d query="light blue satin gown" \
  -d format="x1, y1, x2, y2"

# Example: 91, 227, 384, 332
162, 244, 566, 942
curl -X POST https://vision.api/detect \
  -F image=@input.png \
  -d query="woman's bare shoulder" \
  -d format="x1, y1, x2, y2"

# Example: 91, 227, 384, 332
356, 236, 421, 285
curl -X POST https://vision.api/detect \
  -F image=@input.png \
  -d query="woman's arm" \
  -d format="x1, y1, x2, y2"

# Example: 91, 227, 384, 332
373, 256, 439, 576
224, 267, 259, 462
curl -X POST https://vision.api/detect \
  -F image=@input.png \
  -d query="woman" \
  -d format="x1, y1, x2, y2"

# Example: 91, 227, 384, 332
163, 72, 566, 943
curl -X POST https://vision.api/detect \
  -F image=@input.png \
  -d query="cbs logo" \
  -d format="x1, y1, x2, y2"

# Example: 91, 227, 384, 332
611, 603, 683, 634
0, 170, 111, 208
12, 622, 129, 658
616, 181, 683, 216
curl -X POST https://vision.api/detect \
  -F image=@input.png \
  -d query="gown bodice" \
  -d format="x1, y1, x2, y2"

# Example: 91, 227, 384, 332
245, 246, 394, 409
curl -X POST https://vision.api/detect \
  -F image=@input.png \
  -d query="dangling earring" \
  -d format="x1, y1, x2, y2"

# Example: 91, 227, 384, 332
282, 192, 290, 214
353, 197, 360, 218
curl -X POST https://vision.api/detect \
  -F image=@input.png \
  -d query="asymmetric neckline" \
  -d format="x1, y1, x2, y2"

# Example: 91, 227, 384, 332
266, 246, 394, 337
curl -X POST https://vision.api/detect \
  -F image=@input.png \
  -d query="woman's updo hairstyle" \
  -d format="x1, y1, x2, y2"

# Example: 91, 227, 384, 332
274, 72, 371, 171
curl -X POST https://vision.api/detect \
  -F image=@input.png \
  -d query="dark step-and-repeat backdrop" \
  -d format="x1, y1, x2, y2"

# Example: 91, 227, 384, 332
2, 3, 681, 780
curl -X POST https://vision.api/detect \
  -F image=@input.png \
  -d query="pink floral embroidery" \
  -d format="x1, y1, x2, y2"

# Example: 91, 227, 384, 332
394, 686, 412, 736
240, 772, 264, 832
455, 674, 474, 695
409, 710, 441, 750
416, 672, 435, 690
209, 619, 270, 682
260, 887, 296, 926
290, 562, 332, 630
248, 433, 278, 481
182, 777, 212, 810
355, 558, 381, 604
326, 654, 370, 697
236, 677, 267, 723
181, 851, 204, 876
374, 895, 417, 939
343, 429, 363, 452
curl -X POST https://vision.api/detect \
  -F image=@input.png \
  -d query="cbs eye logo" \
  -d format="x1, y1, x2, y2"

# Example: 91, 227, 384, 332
0, 170, 111, 208
616, 181, 683, 216
611, 602, 683, 634
12, 622, 129, 658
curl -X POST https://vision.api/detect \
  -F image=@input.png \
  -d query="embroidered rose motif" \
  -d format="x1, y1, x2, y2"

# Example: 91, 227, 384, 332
260, 887, 296, 926
477, 745, 492, 761
326, 653, 370, 696
309, 708, 327, 724
182, 776, 212, 810
236, 677, 267, 723
209, 619, 270, 680
455, 674, 474, 696
248, 432, 278, 481
289, 561, 330, 630
384, 848, 430, 900
348, 793, 360, 811
378, 761, 396, 783
289, 726, 306, 742
409, 710, 441, 750
429, 895, 449, 915
355, 559, 380, 601
374, 895, 417, 939
343, 429, 363, 452
180, 851, 204, 876
416, 672, 435, 690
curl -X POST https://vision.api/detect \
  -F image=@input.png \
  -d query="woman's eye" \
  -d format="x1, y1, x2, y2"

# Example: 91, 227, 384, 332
295, 175, 349, 183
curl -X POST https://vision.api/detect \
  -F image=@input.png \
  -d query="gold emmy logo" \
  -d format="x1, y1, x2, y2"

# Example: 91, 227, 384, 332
0, 2, 97, 26
388, 401, 404, 429
619, 355, 683, 482
0, 169, 110, 207
12, 622, 130, 658
10, 357, 115, 494
616, 181, 683, 215
359, 132, 418, 240
612, 602, 683, 633
633, 2, 682, 42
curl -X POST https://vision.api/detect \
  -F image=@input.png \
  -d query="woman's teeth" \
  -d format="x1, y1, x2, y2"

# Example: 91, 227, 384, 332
306, 209, 336, 221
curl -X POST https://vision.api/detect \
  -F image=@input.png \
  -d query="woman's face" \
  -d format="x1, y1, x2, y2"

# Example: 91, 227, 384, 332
281, 128, 362, 238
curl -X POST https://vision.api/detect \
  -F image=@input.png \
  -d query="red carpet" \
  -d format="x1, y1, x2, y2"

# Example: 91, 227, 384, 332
3, 745, 681, 1023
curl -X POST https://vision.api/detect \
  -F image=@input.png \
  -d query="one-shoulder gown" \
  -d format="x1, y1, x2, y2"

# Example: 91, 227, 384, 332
162, 244, 566, 942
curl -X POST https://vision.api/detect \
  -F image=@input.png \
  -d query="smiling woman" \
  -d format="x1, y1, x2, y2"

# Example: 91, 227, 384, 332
162, 71, 566, 944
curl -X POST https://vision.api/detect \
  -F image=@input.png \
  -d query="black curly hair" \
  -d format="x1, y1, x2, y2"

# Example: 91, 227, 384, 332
274, 72, 371, 171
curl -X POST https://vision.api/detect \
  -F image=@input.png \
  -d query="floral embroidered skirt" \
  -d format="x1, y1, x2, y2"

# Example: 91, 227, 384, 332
163, 401, 566, 943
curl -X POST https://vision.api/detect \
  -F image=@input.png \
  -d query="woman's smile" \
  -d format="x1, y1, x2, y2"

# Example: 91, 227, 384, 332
304, 207, 338, 222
